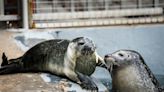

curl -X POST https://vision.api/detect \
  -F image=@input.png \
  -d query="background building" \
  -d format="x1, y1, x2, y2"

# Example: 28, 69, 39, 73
0, 0, 164, 29
0, 0, 22, 28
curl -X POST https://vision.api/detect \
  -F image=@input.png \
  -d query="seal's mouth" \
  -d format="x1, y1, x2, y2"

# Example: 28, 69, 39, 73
104, 55, 120, 73
81, 46, 95, 55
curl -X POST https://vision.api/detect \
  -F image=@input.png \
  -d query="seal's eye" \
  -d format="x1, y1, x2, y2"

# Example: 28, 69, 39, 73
118, 53, 124, 57
78, 42, 85, 45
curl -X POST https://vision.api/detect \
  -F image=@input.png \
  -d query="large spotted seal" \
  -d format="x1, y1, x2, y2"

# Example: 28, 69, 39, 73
104, 50, 162, 92
0, 37, 105, 91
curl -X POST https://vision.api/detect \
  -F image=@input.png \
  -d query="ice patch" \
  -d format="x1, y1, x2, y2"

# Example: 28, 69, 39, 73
40, 73, 51, 82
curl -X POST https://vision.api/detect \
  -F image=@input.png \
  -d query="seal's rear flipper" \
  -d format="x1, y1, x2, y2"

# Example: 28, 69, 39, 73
1, 52, 8, 66
0, 63, 24, 75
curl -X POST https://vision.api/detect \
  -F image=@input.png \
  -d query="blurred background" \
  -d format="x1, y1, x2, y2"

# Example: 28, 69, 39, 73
0, 0, 164, 28
0, 0, 164, 92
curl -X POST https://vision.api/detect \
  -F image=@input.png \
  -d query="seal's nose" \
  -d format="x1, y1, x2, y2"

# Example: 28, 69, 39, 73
105, 54, 110, 58
84, 46, 92, 51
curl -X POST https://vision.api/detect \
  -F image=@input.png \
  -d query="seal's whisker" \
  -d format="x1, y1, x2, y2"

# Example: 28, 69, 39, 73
110, 63, 114, 73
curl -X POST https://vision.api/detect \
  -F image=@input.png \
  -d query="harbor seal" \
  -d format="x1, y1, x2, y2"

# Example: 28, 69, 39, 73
0, 37, 105, 91
104, 50, 161, 92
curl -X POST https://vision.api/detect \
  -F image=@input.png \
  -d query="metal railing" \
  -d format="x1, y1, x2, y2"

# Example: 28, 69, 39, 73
33, 0, 164, 13
30, 0, 164, 28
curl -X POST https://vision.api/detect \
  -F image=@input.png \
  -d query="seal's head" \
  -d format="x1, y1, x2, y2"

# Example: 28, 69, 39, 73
104, 50, 142, 72
69, 37, 96, 56
104, 50, 160, 92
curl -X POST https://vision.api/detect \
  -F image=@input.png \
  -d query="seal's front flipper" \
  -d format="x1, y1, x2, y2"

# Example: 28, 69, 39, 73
1, 52, 8, 66
95, 52, 107, 68
0, 63, 23, 74
76, 72, 98, 91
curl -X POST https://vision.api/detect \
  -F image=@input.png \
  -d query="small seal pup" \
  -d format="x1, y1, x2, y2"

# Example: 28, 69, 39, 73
104, 50, 161, 92
0, 37, 105, 91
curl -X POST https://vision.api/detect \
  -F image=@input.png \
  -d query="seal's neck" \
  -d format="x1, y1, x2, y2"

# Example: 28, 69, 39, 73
64, 43, 77, 69
112, 64, 134, 78
66, 44, 77, 61
64, 43, 77, 71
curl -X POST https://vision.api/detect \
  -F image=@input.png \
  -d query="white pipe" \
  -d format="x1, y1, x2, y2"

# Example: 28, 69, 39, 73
0, 0, 4, 15
22, 0, 29, 29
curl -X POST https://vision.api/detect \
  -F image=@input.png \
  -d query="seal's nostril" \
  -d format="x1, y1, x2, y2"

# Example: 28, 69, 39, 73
105, 55, 109, 58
